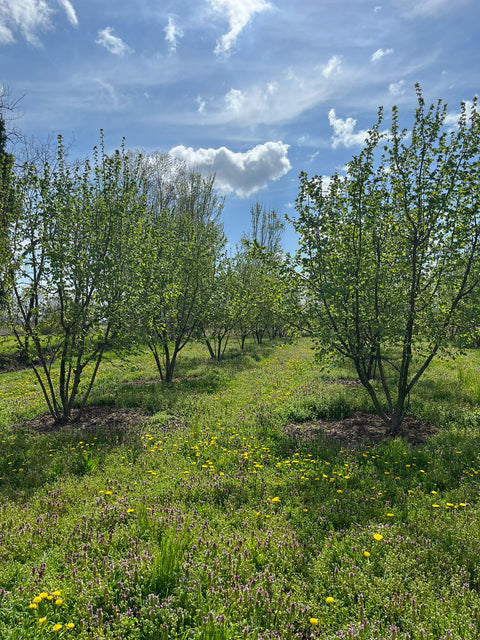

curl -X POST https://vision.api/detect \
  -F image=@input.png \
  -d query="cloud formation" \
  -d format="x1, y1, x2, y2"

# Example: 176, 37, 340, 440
95, 27, 133, 56
322, 55, 342, 78
328, 109, 369, 149
0, 0, 51, 46
0, 0, 77, 45
389, 80, 405, 96
164, 16, 183, 53
371, 48, 393, 62
210, 0, 271, 56
169, 141, 291, 197
57, 0, 78, 26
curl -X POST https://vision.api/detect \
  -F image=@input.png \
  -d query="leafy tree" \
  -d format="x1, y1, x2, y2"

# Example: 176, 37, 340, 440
201, 253, 238, 360
6, 135, 146, 424
293, 87, 480, 435
133, 163, 225, 381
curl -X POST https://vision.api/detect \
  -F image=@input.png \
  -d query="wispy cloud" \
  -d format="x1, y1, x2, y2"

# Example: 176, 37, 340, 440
95, 27, 133, 56
371, 47, 393, 62
57, 0, 78, 26
210, 0, 271, 56
389, 80, 405, 96
169, 141, 291, 197
0, 0, 52, 46
322, 55, 342, 78
328, 109, 369, 149
164, 16, 183, 53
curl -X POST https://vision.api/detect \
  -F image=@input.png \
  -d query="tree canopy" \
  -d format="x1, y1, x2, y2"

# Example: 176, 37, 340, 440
293, 87, 480, 434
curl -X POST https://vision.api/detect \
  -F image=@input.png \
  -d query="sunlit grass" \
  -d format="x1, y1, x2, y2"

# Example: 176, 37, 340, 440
1, 338, 480, 638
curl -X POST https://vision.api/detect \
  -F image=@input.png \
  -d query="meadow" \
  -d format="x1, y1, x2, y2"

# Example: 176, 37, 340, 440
1, 338, 480, 639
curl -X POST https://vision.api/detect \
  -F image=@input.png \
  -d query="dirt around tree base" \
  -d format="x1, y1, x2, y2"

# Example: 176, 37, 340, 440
284, 412, 437, 447
20, 406, 148, 434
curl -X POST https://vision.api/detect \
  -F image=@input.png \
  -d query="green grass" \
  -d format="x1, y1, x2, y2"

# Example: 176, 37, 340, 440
1, 338, 480, 638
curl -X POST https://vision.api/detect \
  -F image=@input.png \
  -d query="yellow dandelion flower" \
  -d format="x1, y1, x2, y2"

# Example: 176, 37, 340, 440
29, 603, 38, 609
39, 592, 48, 599
386, 513, 394, 517
52, 590, 61, 596
310, 617, 319, 626
363, 550, 371, 557
326, 596, 335, 603
55, 598, 63, 606
39, 617, 47, 625
52, 623, 62, 632
33, 596, 42, 603
66, 622, 75, 629
373, 533, 383, 541
271, 496, 280, 502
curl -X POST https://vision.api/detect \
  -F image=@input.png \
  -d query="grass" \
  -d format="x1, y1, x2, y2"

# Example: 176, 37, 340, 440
1, 337, 480, 638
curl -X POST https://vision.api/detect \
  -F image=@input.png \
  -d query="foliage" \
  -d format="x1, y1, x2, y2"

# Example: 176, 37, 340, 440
131, 160, 225, 382
293, 86, 480, 434
3, 134, 146, 423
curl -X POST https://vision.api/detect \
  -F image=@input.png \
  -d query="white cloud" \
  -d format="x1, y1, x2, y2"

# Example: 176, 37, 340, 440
0, 0, 52, 46
371, 48, 393, 62
224, 88, 246, 113
0, 22, 14, 44
322, 55, 342, 78
210, 0, 271, 56
196, 96, 206, 113
95, 27, 133, 56
389, 80, 405, 96
169, 141, 291, 197
328, 109, 369, 149
57, 0, 77, 26
164, 16, 183, 53
217, 57, 345, 125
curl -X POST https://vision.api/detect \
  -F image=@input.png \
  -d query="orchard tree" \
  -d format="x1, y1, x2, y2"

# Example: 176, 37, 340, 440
293, 87, 480, 435
6, 135, 146, 424
133, 163, 225, 381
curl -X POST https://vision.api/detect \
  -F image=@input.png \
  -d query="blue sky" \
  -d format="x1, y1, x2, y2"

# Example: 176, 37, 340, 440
1, 0, 479, 252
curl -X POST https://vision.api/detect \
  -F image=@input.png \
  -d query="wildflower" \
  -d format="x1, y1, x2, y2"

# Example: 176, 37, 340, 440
373, 533, 383, 541
310, 617, 319, 626
271, 496, 280, 502
126, 509, 135, 514
33, 596, 42, 603
363, 550, 370, 557
39, 592, 48, 599
386, 513, 394, 517
55, 598, 63, 606
29, 603, 38, 609
52, 623, 62, 631
52, 590, 61, 596
326, 596, 335, 603
66, 623, 75, 629
39, 617, 47, 624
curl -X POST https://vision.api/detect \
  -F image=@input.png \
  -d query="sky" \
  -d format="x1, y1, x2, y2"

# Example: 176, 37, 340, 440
1, 0, 479, 253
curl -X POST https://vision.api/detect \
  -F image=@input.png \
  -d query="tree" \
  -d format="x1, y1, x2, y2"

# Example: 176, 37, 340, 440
293, 87, 480, 435
5, 135, 146, 424
133, 162, 225, 381
0, 115, 15, 311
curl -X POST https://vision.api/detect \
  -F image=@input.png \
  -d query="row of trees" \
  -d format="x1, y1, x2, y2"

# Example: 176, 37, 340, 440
3, 86, 480, 436
0, 124, 290, 424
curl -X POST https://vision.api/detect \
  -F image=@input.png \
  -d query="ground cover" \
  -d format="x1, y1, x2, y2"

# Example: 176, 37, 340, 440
0, 339, 480, 639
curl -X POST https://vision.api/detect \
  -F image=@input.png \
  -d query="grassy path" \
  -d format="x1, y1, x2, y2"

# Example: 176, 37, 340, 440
1, 340, 480, 639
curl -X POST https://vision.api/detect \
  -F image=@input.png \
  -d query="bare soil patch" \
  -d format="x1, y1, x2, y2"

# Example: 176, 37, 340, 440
20, 406, 148, 434
284, 412, 437, 447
